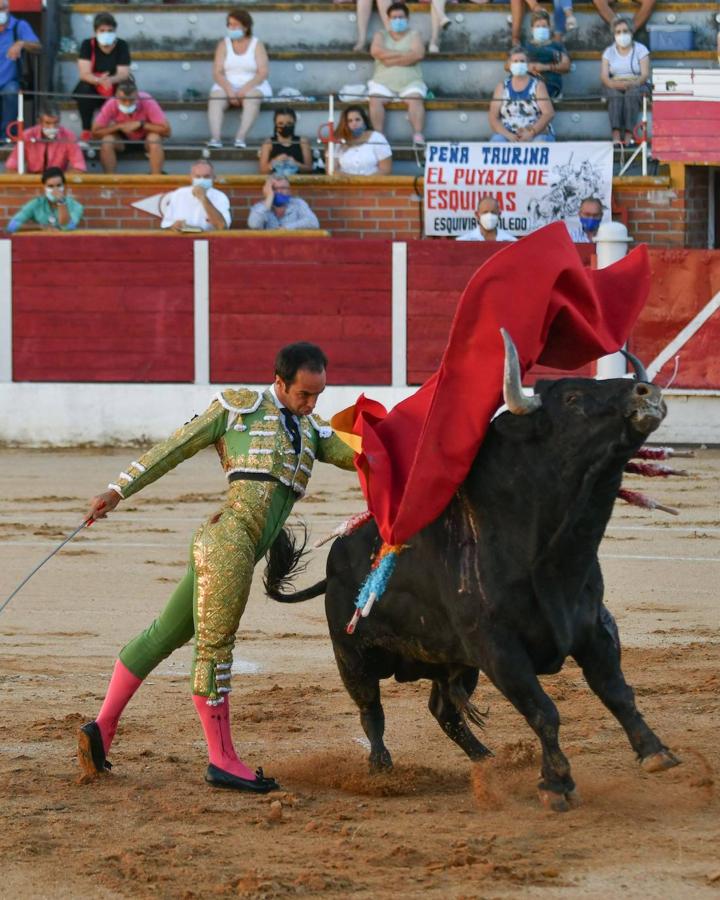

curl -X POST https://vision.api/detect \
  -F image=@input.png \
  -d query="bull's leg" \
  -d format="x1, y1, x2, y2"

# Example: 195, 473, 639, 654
333, 645, 393, 772
484, 644, 578, 811
428, 679, 493, 762
573, 610, 680, 773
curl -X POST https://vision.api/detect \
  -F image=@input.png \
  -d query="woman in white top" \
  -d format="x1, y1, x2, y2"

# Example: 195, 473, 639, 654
207, 8, 271, 149
331, 106, 392, 176
600, 15, 651, 145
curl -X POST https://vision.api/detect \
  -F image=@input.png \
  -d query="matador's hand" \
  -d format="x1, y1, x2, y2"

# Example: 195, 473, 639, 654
87, 489, 121, 521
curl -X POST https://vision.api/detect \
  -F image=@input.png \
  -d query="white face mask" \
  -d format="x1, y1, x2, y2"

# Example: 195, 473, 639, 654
533, 26, 550, 42
615, 31, 632, 48
0, 11, 8, 25
118, 102, 137, 115
45, 185, 64, 202
479, 212, 499, 231
42, 127, 59, 140
510, 61, 528, 77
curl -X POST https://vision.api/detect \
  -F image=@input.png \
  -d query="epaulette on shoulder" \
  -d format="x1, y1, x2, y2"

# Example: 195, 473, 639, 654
215, 389, 263, 431
308, 414, 333, 440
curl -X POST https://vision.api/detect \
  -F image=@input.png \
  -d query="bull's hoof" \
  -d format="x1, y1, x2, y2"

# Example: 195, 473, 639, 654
641, 749, 681, 773
538, 788, 580, 812
369, 749, 393, 773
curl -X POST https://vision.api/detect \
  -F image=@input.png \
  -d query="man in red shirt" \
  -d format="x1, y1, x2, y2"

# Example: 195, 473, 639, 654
92, 78, 171, 174
5, 104, 86, 173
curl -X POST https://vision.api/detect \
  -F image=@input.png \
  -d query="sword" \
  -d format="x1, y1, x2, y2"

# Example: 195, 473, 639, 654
0, 514, 97, 616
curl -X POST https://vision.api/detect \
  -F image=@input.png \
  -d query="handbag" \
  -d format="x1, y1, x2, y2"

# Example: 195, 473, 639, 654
90, 38, 115, 97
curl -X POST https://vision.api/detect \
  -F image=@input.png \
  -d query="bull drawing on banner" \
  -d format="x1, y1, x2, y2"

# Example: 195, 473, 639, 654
265, 332, 680, 812
528, 157, 603, 228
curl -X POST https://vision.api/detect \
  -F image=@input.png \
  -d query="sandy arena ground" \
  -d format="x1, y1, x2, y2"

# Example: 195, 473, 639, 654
0, 445, 718, 899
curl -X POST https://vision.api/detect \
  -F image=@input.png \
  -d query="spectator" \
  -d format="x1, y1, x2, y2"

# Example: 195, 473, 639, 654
331, 105, 392, 176
258, 107, 313, 176
524, 9, 571, 100
600, 16, 651, 145
456, 196, 517, 242
511, 0, 576, 46
6, 167, 83, 233
489, 46, 555, 143
73, 13, 131, 144
368, 2, 426, 145
247, 175, 320, 231
161, 161, 231, 233
0, 0, 41, 142
568, 196, 604, 242
207, 8, 271, 150
344, 0, 454, 53
92, 79, 170, 174
593, 0, 655, 37
5, 103, 86, 173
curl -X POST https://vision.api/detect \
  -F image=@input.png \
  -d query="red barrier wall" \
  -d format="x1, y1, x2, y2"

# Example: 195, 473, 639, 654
209, 239, 392, 385
406, 241, 596, 385
11, 236, 194, 382
630, 249, 720, 389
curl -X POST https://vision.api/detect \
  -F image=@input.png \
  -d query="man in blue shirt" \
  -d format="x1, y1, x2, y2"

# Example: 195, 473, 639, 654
0, 0, 41, 140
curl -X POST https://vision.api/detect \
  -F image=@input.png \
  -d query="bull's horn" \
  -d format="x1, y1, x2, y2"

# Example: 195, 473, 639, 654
620, 348, 650, 383
500, 328, 542, 415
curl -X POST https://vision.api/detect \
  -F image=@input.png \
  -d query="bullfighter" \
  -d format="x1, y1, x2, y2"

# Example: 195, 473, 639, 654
78, 342, 355, 793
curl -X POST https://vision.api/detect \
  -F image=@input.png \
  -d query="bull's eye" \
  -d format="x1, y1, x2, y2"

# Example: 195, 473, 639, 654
564, 393, 580, 405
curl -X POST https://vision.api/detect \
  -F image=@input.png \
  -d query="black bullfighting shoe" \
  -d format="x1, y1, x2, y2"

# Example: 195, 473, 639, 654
205, 764, 280, 793
77, 721, 112, 776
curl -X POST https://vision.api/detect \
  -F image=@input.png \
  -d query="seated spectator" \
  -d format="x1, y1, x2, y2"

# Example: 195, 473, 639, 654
456, 196, 517, 242
92, 79, 170, 174
568, 196, 604, 242
345, 0, 456, 53
600, 16, 651, 145
161, 161, 231, 232
368, 2, 426, 145
511, 0, 576, 46
489, 47, 555, 143
258, 107, 313, 176
207, 8, 271, 150
247, 176, 319, 231
0, 0, 41, 142
524, 9, 570, 100
5, 103, 86, 173
331, 105, 392, 176
593, 0, 655, 37
6, 167, 83, 233
73, 13, 131, 144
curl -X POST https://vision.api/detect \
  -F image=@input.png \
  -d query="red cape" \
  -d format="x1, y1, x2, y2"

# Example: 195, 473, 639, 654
340, 222, 650, 546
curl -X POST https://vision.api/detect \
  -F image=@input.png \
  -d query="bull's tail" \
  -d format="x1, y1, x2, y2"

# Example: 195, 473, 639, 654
448, 680, 488, 730
263, 525, 327, 603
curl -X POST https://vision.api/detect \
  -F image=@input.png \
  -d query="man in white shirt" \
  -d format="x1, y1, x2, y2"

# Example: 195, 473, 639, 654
568, 196, 604, 243
456, 196, 517, 242
161, 160, 231, 232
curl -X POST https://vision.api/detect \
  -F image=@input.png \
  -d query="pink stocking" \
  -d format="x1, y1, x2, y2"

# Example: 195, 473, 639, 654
95, 659, 143, 754
192, 694, 256, 781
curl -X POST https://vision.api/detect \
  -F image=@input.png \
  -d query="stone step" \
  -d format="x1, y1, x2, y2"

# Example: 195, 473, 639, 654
55, 99, 621, 143
56, 50, 711, 100
62, 2, 720, 52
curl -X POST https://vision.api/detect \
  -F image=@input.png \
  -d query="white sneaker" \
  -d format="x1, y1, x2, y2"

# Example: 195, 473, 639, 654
206, 139, 222, 149
234, 139, 247, 149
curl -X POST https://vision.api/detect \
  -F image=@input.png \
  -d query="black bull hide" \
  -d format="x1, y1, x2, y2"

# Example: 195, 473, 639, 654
267, 374, 681, 810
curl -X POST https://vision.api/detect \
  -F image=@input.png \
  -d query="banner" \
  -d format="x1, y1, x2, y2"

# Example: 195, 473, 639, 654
424, 141, 613, 239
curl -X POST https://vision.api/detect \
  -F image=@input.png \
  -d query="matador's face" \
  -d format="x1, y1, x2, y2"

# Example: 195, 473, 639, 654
275, 368, 327, 417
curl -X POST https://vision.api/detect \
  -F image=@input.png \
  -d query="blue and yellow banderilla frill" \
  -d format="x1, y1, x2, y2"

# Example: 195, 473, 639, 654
111, 388, 355, 703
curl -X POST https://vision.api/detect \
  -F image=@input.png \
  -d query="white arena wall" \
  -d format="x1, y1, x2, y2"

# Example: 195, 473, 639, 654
0, 383, 718, 447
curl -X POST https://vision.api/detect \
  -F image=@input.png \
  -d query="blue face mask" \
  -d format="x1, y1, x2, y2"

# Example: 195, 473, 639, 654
227, 28, 245, 40
580, 216, 602, 233
96, 31, 117, 47
532, 26, 550, 42
192, 177, 213, 191
273, 192, 291, 207
350, 125, 366, 138
390, 18, 409, 33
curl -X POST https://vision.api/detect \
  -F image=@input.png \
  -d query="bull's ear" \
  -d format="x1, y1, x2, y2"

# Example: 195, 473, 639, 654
492, 408, 549, 442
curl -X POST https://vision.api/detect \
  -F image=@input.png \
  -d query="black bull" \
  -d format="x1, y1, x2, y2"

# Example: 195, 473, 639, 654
266, 336, 680, 811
